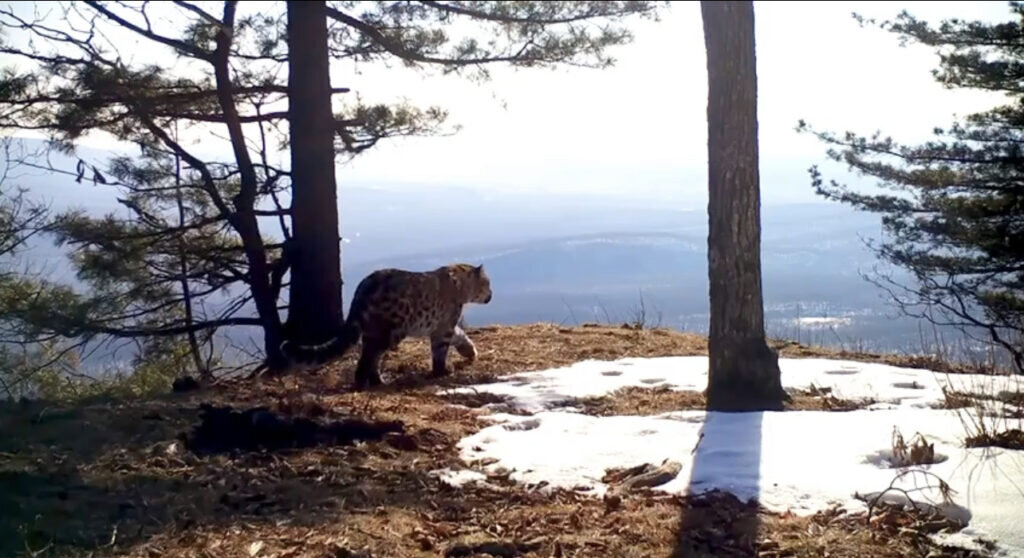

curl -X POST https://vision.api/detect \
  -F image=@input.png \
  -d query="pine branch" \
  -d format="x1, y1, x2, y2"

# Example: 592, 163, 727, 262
90, 316, 262, 338
416, 1, 655, 25
327, 6, 547, 67
83, 0, 213, 60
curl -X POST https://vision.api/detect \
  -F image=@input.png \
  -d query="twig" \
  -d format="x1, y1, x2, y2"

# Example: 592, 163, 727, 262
860, 468, 956, 524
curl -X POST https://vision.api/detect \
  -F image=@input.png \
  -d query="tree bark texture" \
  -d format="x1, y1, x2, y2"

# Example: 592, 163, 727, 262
286, 0, 344, 350
701, 0, 786, 411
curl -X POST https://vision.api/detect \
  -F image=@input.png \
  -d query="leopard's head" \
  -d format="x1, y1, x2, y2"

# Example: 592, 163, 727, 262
470, 264, 492, 304
448, 263, 492, 304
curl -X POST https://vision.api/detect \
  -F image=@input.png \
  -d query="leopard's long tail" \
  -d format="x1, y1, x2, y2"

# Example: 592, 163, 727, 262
332, 315, 362, 358
279, 319, 361, 365
279, 271, 381, 365
280, 280, 372, 365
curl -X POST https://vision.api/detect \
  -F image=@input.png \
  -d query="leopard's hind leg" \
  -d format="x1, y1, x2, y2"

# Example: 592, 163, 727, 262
451, 324, 477, 362
353, 335, 387, 390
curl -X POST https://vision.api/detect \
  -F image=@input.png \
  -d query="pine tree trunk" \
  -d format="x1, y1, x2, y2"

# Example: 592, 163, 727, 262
174, 150, 209, 382
701, 0, 786, 412
285, 0, 344, 348
210, 8, 289, 373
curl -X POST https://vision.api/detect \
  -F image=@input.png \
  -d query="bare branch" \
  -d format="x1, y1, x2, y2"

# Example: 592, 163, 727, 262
83, 0, 212, 60
171, 0, 223, 28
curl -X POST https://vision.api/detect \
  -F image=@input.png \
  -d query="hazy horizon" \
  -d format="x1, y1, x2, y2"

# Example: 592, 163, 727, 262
2, 138, 944, 371
0, 1, 1015, 370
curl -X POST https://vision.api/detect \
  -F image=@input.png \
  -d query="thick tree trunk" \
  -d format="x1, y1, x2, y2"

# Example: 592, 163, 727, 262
285, 0, 344, 349
701, 1, 786, 412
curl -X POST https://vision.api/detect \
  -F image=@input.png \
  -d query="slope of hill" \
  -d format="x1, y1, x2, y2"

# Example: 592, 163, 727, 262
1, 324, 1012, 558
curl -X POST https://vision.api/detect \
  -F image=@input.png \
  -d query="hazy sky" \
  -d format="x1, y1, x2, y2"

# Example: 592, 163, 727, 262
335, 1, 1009, 206
2, 1, 1014, 208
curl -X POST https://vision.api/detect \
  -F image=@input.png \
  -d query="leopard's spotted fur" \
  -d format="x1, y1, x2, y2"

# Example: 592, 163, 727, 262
330, 263, 492, 389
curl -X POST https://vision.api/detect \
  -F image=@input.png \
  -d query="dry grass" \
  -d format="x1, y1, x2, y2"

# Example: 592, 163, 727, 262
767, 338, 1000, 377
934, 385, 1024, 451
936, 386, 1024, 411
0, 324, 997, 558
966, 429, 1024, 450
564, 385, 874, 416
674, 490, 989, 558
314, 323, 995, 389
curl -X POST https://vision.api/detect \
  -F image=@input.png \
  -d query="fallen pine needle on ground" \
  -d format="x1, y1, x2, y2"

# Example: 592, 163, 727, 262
1, 324, 1013, 557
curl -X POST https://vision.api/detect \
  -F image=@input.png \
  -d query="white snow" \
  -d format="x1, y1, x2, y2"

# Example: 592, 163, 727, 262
439, 356, 1024, 556
794, 316, 853, 328
429, 467, 489, 487
445, 356, 1024, 413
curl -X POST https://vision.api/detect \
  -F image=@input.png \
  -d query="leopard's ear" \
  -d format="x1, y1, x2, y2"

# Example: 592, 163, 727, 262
474, 264, 484, 275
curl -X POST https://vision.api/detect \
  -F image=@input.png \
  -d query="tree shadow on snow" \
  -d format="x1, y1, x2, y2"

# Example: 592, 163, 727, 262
673, 410, 765, 557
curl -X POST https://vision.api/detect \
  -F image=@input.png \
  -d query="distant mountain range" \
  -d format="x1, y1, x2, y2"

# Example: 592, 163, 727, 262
1, 138, 964, 370
342, 204, 919, 353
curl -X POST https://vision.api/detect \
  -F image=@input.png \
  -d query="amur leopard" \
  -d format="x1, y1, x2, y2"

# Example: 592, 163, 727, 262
287, 263, 492, 390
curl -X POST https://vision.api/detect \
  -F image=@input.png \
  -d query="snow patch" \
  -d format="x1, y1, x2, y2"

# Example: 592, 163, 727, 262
442, 356, 1024, 413
861, 448, 950, 469
859, 487, 973, 526
502, 418, 541, 432
442, 356, 1024, 555
794, 316, 853, 328
431, 468, 488, 488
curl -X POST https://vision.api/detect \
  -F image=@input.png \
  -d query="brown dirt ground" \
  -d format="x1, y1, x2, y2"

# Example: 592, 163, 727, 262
0, 324, 999, 558
561, 385, 875, 416
323, 323, 997, 387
